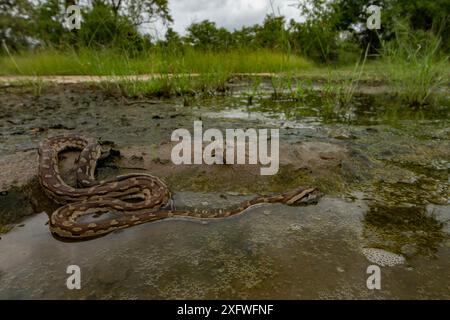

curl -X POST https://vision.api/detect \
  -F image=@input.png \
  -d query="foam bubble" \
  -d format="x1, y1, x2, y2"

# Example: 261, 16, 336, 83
362, 248, 405, 267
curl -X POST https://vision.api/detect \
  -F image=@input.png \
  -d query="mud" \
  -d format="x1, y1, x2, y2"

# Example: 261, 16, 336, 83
0, 82, 449, 299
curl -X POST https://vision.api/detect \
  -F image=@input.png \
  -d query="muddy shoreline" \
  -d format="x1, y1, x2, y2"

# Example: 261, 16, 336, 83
0, 82, 449, 299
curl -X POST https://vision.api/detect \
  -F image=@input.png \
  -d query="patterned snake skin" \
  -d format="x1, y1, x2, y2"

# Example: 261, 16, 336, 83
38, 134, 321, 239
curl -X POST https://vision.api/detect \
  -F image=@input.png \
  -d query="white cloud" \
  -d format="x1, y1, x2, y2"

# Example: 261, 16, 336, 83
149, 0, 307, 38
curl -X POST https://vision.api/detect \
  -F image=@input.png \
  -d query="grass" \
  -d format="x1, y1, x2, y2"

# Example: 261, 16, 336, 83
379, 21, 449, 106
100, 72, 232, 97
3, 46, 439, 82
1, 43, 448, 106
0, 47, 313, 76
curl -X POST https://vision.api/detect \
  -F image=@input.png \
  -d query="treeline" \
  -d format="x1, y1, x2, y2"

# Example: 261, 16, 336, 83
1, 0, 449, 63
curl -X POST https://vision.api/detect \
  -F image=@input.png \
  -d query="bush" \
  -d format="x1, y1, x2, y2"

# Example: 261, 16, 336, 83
380, 21, 449, 106
76, 2, 150, 54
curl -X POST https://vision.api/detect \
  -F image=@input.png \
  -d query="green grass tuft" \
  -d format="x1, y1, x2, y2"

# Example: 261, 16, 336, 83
0, 48, 313, 76
379, 21, 449, 106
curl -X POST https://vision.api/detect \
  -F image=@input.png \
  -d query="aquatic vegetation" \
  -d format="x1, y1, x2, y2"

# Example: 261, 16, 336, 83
379, 21, 449, 106
96, 73, 231, 98
362, 205, 447, 257
242, 77, 263, 105
0, 187, 35, 234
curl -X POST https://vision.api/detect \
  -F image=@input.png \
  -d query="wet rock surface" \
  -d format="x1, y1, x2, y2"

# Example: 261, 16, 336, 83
0, 197, 449, 299
0, 83, 449, 299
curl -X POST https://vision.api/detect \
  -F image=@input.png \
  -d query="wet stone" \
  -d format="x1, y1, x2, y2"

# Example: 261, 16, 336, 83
0, 84, 449, 299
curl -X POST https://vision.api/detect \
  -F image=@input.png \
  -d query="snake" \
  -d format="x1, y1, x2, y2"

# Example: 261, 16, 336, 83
38, 134, 322, 240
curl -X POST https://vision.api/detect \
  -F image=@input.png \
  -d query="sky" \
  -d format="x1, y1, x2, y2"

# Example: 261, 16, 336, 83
150, 0, 306, 38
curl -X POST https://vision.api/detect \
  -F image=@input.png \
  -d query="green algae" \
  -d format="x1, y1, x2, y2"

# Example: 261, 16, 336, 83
164, 164, 346, 196
0, 187, 34, 233
362, 204, 448, 257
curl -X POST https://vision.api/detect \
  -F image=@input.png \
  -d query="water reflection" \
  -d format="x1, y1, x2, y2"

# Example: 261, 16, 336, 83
362, 204, 447, 257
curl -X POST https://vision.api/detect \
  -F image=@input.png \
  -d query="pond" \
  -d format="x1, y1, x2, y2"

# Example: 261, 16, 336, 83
0, 82, 449, 299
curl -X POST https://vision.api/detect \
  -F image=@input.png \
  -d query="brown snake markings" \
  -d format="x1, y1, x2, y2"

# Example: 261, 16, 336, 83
38, 134, 322, 240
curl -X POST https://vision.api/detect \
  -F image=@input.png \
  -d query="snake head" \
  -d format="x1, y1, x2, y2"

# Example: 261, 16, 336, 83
283, 187, 322, 206
97, 140, 117, 160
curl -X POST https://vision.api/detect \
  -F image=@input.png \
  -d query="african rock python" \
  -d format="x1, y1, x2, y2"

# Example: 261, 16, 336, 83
38, 134, 321, 239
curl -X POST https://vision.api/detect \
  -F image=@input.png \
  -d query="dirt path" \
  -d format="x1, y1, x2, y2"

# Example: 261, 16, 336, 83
0, 73, 279, 85
0, 73, 399, 96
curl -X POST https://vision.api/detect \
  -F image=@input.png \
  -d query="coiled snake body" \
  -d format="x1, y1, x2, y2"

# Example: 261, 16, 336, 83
38, 134, 321, 239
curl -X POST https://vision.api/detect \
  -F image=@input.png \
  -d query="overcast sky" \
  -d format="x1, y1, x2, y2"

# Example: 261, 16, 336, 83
150, 0, 306, 38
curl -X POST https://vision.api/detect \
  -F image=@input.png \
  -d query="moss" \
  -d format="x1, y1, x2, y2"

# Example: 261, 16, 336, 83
0, 187, 35, 234
164, 164, 347, 197
363, 205, 447, 256
0, 224, 13, 234
370, 179, 448, 206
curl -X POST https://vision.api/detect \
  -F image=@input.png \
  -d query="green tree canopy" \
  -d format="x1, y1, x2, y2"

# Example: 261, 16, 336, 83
186, 20, 234, 50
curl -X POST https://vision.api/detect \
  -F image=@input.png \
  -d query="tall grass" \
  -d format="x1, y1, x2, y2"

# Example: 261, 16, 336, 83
98, 72, 234, 98
379, 21, 449, 106
0, 47, 313, 76
323, 44, 370, 107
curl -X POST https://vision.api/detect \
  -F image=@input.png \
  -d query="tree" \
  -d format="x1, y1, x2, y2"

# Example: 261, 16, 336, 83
77, 0, 171, 50
97, 0, 172, 27
34, 0, 68, 47
390, 0, 450, 50
0, 0, 36, 51
255, 14, 287, 50
290, 1, 341, 62
157, 27, 184, 54
313, 0, 450, 52
290, 0, 449, 62
165, 27, 182, 47
186, 20, 233, 50
232, 26, 258, 49
1, 0, 172, 51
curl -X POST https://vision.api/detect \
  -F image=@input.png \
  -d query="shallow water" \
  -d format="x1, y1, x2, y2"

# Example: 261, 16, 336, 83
0, 84, 449, 299
1, 196, 449, 299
